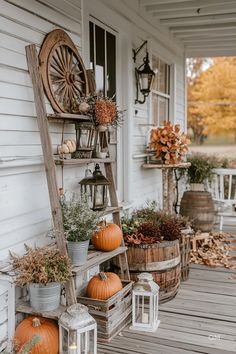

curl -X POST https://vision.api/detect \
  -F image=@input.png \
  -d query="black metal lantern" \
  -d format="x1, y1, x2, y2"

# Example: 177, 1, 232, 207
79, 164, 110, 211
133, 41, 155, 104
74, 122, 98, 158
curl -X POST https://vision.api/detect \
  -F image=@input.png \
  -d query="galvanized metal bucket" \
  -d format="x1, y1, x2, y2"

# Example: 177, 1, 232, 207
29, 282, 61, 312
67, 240, 89, 266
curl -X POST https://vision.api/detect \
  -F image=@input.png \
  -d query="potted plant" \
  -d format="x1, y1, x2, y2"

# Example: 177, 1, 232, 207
122, 206, 182, 303
180, 153, 222, 232
78, 95, 124, 130
186, 153, 221, 191
61, 193, 101, 266
11, 246, 71, 312
148, 121, 190, 165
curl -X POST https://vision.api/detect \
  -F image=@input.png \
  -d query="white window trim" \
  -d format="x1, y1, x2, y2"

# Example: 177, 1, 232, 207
82, 1, 133, 204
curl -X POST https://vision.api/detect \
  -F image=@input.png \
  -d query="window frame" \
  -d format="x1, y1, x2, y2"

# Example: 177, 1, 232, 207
150, 53, 173, 127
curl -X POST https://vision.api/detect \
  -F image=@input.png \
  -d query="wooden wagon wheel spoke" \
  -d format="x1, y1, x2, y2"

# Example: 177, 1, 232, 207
55, 47, 67, 72
52, 53, 66, 73
39, 29, 88, 113
54, 82, 67, 96
74, 77, 85, 84
72, 82, 83, 95
50, 63, 65, 77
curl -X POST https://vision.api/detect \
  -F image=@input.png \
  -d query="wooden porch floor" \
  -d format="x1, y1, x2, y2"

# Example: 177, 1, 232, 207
98, 264, 236, 354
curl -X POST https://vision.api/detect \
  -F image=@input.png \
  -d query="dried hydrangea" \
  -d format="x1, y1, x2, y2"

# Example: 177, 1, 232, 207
11, 245, 71, 286
77, 94, 124, 128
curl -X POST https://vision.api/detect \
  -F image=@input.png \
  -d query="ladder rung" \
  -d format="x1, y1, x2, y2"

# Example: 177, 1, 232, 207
72, 246, 127, 274
16, 302, 66, 320
47, 113, 91, 123
54, 157, 114, 165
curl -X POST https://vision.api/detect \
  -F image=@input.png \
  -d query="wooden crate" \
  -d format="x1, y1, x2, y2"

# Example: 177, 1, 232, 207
180, 232, 192, 281
77, 280, 133, 342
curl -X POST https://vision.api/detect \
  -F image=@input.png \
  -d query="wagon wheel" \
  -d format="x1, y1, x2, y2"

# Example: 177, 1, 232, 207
39, 29, 88, 113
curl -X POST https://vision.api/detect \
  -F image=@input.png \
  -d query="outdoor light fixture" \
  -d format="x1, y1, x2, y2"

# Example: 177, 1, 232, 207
79, 164, 110, 211
59, 303, 97, 354
133, 40, 155, 104
130, 272, 160, 332
74, 122, 98, 158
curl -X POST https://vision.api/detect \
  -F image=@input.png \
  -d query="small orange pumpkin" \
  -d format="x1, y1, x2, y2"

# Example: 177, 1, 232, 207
87, 272, 123, 300
92, 222, 122, 251
14, 316, 59, 354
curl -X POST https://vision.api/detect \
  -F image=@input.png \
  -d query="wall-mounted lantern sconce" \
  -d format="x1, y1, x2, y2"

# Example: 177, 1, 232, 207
133, 40, 155, 104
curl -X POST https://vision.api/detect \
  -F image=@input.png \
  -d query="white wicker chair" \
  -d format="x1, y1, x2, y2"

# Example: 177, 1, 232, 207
209, 168, 236, 231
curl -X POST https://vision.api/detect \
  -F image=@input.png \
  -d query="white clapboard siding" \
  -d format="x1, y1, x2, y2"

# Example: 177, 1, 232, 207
0, 0, 83, 272
5, 0, 81, 35
0, 279, 15, 352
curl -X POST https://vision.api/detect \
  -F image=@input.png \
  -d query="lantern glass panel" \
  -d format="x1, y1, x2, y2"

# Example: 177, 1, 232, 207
68, 329, 78, 354
94, 185, 106, 210
139, 73, 149, 93
135, 295, 150, 324
61, 327, 69, 353
76, 123, 97, 150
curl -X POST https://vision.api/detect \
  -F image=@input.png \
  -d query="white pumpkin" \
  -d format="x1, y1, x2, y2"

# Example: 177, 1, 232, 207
79, 102, 90, 113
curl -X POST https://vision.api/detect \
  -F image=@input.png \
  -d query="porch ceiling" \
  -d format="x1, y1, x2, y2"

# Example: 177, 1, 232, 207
139, 0, 236, 57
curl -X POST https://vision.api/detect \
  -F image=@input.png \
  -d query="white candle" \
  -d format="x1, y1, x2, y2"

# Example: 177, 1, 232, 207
142, 313, 149, 324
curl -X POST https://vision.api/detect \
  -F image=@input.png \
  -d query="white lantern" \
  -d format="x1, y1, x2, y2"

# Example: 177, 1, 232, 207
130, 273, 160, 332
59, 303, 97, 354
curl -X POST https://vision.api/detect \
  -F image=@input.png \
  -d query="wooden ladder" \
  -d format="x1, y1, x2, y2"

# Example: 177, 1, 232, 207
24, 44, 129, 309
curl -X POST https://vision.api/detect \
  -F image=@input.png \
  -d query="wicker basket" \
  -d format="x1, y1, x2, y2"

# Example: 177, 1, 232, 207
180, 229, 193, 281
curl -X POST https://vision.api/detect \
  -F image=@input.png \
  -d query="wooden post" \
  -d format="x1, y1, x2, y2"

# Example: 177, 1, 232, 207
25, 44, 76, 306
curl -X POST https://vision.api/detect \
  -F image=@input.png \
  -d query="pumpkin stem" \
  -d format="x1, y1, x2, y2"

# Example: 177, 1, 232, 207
32, 318, 41, 328
99, 272, 107, 281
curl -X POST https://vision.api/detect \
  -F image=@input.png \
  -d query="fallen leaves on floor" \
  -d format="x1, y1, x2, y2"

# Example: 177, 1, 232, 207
190, 231, 236, 269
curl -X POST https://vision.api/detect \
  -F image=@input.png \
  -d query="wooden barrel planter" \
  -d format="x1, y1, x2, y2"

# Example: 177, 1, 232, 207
127, 240, 181, 303
180, 191, 214, 232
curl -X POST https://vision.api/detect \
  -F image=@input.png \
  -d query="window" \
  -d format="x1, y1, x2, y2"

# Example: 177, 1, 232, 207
89, 20, 118, 185
151, 55, 170, 126
89, 21, 116, 98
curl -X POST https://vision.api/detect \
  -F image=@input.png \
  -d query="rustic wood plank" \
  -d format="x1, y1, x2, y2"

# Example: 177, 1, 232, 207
98, 263, 236, 353
47, 113, 91, 122
123, 330, 236, 354
178, 289, 236, 305
54, 157, 114, 165
72, 247, 127, 274
25, 44, 76, 306
16, 302, 66, 320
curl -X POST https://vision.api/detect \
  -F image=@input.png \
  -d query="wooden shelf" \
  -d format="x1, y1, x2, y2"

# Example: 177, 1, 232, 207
103, 206, 122, 215
72, 246, 127, 274
47, 113, 91, 123
54, 157, 113, 165
16, 302, 66, 320
143, 162, 191, 169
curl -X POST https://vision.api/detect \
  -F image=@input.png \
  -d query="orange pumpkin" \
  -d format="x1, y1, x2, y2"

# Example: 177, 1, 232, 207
14, 316, 59, 354
92, 222, 122, 251
87, 272, 123, 300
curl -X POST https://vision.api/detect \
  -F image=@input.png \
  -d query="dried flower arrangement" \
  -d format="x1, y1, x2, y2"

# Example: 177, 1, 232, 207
149, 121, 190, 165
60, 193, 101, 242
77, 95, 124, 128
122, 203, 185, 245
11, 245, 71, 286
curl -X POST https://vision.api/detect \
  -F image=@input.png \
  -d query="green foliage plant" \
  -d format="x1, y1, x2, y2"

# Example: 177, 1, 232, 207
187, 153, 222, 184
11, 246, 71, 286
61, 193, 101, 242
